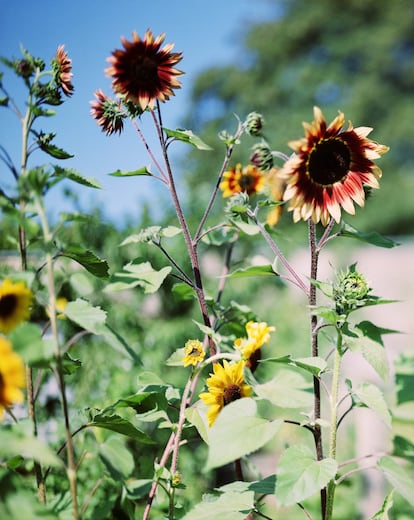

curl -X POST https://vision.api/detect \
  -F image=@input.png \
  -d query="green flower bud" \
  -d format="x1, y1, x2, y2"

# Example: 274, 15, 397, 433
245, 112, 265, 137
250, 141, 274, 171
334, 264, 370, 316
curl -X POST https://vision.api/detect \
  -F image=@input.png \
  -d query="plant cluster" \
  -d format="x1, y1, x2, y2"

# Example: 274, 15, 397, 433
0, 31, 413, 520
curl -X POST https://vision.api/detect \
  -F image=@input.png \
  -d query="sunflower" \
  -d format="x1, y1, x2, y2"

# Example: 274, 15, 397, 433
220, 163, 265, 198
279, 106, 389, 226
106, 29, 183, 111
182, 339, 205, 367
234, 321, 275, 371
199, 360, 252, 426
0, 279, 32, 333
53, 45, 74, 97
90, 89, 126, 136
0, 336, 25, 419
265, 167, 286, 227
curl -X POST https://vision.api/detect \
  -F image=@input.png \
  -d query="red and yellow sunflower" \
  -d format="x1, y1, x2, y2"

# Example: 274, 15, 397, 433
105, 29, 183, 111
279, 106, 388, 226
220, 163, 265, 198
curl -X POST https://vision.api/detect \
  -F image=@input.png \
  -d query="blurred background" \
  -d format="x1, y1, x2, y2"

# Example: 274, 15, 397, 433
1, 0, 413, 517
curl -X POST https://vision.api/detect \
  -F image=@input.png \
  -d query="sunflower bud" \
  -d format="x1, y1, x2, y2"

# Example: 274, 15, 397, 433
333, 264, 370, 316
245, 111, 265, 137
250, 142, 274, 171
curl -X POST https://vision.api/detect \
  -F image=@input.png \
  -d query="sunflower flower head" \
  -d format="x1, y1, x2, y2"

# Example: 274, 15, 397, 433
220, 163, 265, 198
106, 29, 184, 111
182, 339, 205, 367
0, 279, 32, 333
280, 106, 389, 226
90, 89, 126, 136
234, 321, 275, 372
52, 45, 74, 97
199, 360, 252, 426
0, 336, 25, 419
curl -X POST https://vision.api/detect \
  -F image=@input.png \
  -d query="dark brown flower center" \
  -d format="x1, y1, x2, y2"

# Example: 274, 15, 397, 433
308, 138, 351, 185
0, 295, 17, 318
223, 384, 242, 405
130, 55, 159, 86
239, 174, 256, 193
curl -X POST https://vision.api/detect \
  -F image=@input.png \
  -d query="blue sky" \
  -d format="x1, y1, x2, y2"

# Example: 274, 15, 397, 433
1, 0, 277, 224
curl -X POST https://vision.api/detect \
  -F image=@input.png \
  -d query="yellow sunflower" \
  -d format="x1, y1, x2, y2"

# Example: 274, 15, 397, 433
106, 29, 184, 111
182, 339, 205, 367
220, 163, 265, 198
0, 336, 25, 419
199, 360, 252, 426
234, 321, 275, 371
280, 106, 389, 226
0, 279, 33, 333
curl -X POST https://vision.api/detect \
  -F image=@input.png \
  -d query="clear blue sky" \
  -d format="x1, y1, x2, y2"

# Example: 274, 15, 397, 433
1, 0, 277, 224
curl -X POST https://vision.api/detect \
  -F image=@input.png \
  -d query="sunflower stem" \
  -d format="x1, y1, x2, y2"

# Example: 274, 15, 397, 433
308, 220, 326, 519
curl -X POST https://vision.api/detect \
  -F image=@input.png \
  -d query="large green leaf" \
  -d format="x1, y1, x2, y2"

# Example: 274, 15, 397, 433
338, 222, 399, 248
88, 413, 155, 444
262, 355, 327, 377
163, 127, 213, 150
205, 398, 282, 471
393, 435, 414, 464
99, 436, 134, 480
64, 298, 107, 334
394, 354, 414, 405
377, 456, 414, 506
227, 264, 279, 278
254, 369, 313, 408
9, 322, 53, 365
345, 333, 389, 381
275, 445, 337, 506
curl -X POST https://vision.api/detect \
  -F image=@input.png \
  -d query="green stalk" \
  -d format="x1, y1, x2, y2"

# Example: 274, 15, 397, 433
325, 329, 343, 520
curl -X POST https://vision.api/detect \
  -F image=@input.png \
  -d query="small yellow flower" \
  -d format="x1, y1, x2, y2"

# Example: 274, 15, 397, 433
0, 336, 25, 419
234, 321, 275, 372
220, 163, 265, 198
182, 339, 205, 367
0, 279, 33, 333
199, 360, 252, 426
47, 297, 68, 320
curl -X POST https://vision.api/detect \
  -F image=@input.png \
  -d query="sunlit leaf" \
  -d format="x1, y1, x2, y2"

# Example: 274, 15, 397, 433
345, 333, 389, 381
352, 383, 392, 427
377, 456, 414, 506
163, 127, 213, 150
275, 445, 337, 506
262, 355, 327, 377
254, 369, 313, 408
205, 398, 282, 470
105, 259, 171, 294
181, 490, 254, 520
171, 282, 196, 301
228, 264, 279, 278
64, 298, 107, 334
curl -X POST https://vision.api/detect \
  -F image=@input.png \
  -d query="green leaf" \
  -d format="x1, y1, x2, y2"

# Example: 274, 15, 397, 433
339, 222, 399, 248
254, 369, 313, 408
105, 259, 171, 294
345, 333, 389, 381
352, 383, 392, 427
230, 219, 260, 235
262, 355, 327, 377
377, 456, 414, 506
40, 143, 73, 159
205, 398, 282, 470
99, 436, 134, 480
311, 305, 340, 325
248, 474, 277, 495
355, 320, 399, 345
88, 413, 155, 444
163, 127, 213, 150
62, 352, 82, 375
9, 323, 53, 365
64, 298, 107, 334
228, 264, 279, 278
275, 445, 338, 506
182, 490, 254, 520
60, 247, 109, 278
172, 282, 196, 301
109, 165, 152, 176
53, 165, 101, 188
395, 354, 414, 405
393, 435, 414, 464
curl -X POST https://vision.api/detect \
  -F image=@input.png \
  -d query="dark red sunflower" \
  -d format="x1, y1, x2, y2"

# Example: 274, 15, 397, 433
279, 106, 389, 226
53, 45, 74, 97
105, 29, 183, 110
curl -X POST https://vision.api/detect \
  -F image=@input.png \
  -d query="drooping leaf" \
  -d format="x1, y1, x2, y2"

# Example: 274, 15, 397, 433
53, 165, 101, 188
60, 247, 109, 278
105, 259, 171, 294
88, 413, 155, 444
205, 398, 282, 470
275, 444, 338, 506
99, 436, 134, 480
163, 127, 213, 150
339, 222, 399, 248
352, 383, 392, 427
228, 264, 279, 278
64, 298, 107, 334
109, 165, 152, 176
377, 456, 414, 506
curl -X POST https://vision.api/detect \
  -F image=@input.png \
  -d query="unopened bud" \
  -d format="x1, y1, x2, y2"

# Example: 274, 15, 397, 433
245, 112, 265, 137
